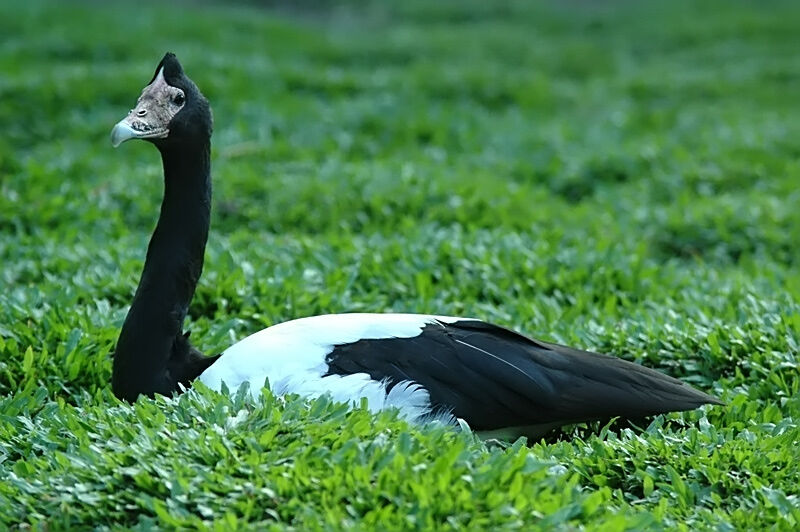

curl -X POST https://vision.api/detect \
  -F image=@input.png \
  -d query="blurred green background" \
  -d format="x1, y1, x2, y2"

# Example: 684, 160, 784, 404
1, 0, 799, 529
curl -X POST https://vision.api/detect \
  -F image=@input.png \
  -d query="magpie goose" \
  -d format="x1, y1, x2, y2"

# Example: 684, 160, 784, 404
110, 53, 721, 439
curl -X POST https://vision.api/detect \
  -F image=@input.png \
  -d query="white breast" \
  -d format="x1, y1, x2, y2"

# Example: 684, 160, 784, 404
198, 313, 471, 423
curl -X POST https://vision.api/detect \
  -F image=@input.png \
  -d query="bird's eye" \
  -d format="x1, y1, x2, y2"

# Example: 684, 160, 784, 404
173, 93, 185, 105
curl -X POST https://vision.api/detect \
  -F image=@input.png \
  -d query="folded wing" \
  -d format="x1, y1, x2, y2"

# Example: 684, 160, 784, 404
324, 319, 721, 431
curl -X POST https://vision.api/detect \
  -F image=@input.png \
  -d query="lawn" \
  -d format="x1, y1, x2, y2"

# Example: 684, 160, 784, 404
1, 0, 799, 529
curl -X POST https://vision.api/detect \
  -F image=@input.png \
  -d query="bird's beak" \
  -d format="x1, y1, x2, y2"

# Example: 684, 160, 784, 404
110, 119, 141, 147
110, 111, 170, 148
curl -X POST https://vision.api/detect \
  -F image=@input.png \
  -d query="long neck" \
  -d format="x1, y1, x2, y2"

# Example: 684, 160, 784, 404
112, 140, 211, 401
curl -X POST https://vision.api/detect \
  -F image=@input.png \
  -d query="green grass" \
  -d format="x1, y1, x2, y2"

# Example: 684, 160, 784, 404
1, 0, 799, 529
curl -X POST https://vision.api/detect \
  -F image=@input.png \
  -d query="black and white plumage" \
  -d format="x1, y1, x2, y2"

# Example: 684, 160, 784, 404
110, 53, 721, 439
201, 313, 721, 437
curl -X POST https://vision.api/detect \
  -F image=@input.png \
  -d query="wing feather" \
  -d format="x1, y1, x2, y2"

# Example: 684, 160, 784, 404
325, 319, 721, 430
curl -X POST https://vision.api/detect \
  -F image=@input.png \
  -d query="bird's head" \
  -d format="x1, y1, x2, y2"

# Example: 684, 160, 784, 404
111, 53, 212, 148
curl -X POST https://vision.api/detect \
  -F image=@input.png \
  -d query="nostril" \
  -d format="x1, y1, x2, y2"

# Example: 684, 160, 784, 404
137, 109, 148, 117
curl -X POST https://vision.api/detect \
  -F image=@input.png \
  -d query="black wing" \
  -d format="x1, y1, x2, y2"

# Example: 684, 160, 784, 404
323, 319, 721, 431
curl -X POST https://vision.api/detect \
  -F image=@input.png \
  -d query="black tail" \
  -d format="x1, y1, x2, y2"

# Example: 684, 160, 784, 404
442, 320, 722, 429
536, 338, 723, 422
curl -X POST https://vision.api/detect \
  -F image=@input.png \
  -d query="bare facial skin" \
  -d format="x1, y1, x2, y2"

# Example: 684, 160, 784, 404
111, 67, 186, 147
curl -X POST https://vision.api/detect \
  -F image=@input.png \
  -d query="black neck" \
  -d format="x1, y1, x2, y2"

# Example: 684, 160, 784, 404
112, 140, 213, 401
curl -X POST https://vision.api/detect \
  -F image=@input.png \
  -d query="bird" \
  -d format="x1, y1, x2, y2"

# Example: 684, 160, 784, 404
109, 53, 721, 439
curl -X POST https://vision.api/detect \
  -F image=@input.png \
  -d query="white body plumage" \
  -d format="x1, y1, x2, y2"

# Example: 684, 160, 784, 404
198, 313, 471, 423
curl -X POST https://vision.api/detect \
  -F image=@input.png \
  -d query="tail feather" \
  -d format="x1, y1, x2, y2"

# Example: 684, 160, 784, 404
537, 339, 723, 422
445, 320, 722, 429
